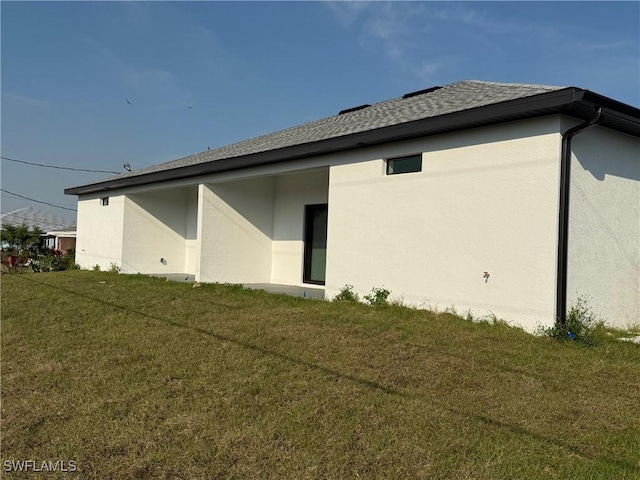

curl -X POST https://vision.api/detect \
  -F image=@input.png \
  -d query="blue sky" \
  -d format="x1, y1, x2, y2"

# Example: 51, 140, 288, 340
2, 1, 638, 225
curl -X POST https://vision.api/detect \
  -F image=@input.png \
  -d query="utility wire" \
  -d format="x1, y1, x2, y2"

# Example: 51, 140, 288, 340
1, 194, 77, 207
1, 156, 120, 174
1, 189, 77, 212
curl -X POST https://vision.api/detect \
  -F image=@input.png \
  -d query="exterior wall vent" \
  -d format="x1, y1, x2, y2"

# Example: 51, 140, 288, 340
402, 86, 442, 99
338, 104, 371, 115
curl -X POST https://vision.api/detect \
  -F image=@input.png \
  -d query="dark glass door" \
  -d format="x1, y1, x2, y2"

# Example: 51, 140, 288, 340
303, 204, 328, 285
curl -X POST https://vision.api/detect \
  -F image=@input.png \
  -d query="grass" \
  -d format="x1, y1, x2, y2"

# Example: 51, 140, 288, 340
2, 271, 640, 479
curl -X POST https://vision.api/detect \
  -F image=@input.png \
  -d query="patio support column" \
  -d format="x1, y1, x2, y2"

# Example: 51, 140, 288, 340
195, 184, 206, 282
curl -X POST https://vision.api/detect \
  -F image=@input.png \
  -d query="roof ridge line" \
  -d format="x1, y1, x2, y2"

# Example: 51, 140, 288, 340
462, 79, 566, 90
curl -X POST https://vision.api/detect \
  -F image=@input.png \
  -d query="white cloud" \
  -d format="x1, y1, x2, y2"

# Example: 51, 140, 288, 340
121, 68, 176, 90
575, 40, 632, 52
363, 3, 426, 59
329, 2, 640, 103
80, 36, 193, 109
183, 25, 230, 75
122, 1, 152, 30
327, 2, 445, 81
416, 62, 441, 83
428, 4, 540, 36
324, 1, 371, 27
81, 37, 127, 70
2, 93, 51, 108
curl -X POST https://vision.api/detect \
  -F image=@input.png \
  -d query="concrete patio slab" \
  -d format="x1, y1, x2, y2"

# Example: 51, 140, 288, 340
149, 275, 325, 300
243, 283, 325, 300
151, 273, 196, 282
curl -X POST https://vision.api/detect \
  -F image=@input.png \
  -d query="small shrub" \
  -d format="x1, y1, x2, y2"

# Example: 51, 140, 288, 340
543, 295, 605, 346
364, 287, 391, 307
333, 284, 360, 303
108, 262, 120, 273
223, 283, 245, 292
444, 305, 459, 316
29, 249, 78, 273
475, 312, 506, 326
92, 264, 101, 272
464, 309, 474, 322
62, 250, 79, 270
389, 297, 406, 308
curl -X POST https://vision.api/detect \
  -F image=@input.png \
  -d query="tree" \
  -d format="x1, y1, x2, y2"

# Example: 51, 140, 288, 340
1, 223, 44, 256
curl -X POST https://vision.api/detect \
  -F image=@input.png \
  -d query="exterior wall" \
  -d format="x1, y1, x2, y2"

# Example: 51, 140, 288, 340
326, 117, 563, 331
72, 113, 639, 331
184, 189, 199, 274
567, 122, 640, 329
198, 177, 275, 283
121, 188, 194, 274
75, 194, 125, 270
271, 169, 329, 286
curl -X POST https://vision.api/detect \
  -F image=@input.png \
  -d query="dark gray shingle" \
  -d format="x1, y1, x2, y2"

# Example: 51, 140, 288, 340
89, 80, 566, 183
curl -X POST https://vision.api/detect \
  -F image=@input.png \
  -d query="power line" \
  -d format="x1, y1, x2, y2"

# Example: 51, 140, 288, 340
1, 194, 77, 207
1, 156, 120, 174
0, 189, 77, 212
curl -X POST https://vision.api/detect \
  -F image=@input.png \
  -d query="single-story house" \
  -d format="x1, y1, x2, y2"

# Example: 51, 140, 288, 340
65, 80, 640, 331
44, 227, 77, 253
0, 207, 77, 253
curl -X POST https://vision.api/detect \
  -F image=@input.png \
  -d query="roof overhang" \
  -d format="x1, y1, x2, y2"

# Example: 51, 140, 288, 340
65, 88, 640, 196
44, 231, 77, 237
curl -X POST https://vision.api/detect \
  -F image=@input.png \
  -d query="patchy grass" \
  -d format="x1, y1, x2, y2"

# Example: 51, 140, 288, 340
2, 271, 639, 479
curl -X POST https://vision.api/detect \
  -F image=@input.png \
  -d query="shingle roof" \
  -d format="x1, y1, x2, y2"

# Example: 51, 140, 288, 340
1, 207, 76, 231
67, 78, 640, 195
96, 80, 565, 182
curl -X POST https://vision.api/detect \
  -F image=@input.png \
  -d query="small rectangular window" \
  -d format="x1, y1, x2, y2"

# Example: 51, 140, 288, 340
101, 197, 109, 206
386, 154, 422, 175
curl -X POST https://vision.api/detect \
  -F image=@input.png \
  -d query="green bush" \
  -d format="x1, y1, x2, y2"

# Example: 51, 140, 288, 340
543, 296, 605, 346
30, 249, 78, 273
364, 287, 391, 307
333, 285, 392, 306
1, 223, 44, 257
333, 284, 360, 303
223, 283, 246, 292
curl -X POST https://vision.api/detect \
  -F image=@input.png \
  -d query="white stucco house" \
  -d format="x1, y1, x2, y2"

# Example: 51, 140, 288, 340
65, 80, 640, 331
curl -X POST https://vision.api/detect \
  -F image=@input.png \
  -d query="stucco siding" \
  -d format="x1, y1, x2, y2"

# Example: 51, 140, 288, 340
198, 178, 275, 283
72, 113, 638, 332
184, 188, 199, 274
121, 189, 192, 274
567, 123, 640, 328
325, 117, 563, 330
271, 169, 329, 286
75, 194, 125, 270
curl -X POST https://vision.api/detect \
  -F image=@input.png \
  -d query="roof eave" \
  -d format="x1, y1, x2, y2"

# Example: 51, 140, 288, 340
65, 87, 639, 196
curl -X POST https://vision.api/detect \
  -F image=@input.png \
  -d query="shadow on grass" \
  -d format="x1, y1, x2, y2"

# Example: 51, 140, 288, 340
450, 408, 640, 474
12, 275, 399, 396
8, 275, 639, 474
408, 343, 640, 473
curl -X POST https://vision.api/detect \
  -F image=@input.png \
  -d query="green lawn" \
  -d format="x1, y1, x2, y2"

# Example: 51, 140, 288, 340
2, 271, 639, 479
